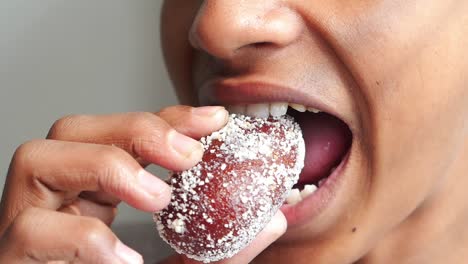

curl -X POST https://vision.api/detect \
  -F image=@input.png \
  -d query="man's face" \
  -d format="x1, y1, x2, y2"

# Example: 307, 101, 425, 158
161, 0, 468, 262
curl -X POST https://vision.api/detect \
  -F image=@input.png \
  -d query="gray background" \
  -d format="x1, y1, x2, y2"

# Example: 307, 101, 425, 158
0, 1, 177, 262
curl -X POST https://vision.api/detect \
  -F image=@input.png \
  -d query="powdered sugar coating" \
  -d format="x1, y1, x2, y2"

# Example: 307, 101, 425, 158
154, 114, 305, 263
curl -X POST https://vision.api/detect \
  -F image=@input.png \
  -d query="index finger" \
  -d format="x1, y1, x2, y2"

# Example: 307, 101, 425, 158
215, 211, 287, 264
47, 106, 228, 171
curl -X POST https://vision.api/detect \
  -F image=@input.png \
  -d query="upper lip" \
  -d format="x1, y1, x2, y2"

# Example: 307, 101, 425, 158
198, 78, 353, 130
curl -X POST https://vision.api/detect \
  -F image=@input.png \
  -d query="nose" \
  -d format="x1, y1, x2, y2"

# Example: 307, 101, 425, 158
189, 1, 303, 58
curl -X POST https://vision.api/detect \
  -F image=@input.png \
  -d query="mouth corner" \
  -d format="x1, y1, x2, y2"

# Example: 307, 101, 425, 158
286, 105, 352, 200
279, 106, 353, 227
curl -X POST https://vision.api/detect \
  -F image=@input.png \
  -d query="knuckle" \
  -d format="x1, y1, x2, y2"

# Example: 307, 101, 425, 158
125, 112, 168, 156
7, 207, 41, 247
96, 145, 129, 169
14, 140, 38, 160
130, 136, 164, 158
158, 105, 191, 117
47, 114, 82, 139
126, 112, 160, 135
79, 218, 113, 246
158, 106, 201, 138
11, 140, 45, 172
159, 105, 193, 125
94, 146, 134, 194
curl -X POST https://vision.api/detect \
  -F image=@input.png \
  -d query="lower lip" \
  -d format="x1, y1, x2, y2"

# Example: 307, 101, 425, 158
280, 149, 351, 227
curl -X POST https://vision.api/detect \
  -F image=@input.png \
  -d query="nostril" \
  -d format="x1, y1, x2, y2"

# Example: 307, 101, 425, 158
252, 42, 274, 49
235, 42, 278, 54
189, 2, 303, 59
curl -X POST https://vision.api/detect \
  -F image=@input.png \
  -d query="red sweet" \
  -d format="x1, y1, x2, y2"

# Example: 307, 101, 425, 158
154, 114, 305, 262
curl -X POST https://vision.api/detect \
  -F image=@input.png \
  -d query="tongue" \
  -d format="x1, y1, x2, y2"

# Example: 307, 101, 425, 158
290, 112, 352, 185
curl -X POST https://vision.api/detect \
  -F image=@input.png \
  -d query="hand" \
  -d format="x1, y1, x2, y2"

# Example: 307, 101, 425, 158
0, 105, 228, 263
160, 211, 287, 264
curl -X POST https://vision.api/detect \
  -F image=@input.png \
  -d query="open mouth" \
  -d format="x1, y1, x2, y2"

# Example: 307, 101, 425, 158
226, 102, 353, 223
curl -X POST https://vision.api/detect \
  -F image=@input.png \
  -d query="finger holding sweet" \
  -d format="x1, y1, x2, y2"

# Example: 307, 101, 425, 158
46, 106, 228, 170
0, 106, 228, 235
157, 105, 229, 139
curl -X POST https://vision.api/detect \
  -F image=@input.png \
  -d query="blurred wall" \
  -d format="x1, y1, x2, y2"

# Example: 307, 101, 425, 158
0, 1, 177, 261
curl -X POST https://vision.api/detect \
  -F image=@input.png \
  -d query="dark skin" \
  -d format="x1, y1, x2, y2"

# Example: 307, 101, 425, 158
1, 1, 468, 263
162, 0, 468, 263
0, 107, 285, 264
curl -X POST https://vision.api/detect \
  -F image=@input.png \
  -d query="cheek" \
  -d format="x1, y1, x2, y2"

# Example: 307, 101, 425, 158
303, 0, 467, 226
343, 1, 465, 187
161, 1, 202, 105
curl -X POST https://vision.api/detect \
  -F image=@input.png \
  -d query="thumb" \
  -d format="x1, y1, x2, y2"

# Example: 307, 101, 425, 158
217, 211, 287, 264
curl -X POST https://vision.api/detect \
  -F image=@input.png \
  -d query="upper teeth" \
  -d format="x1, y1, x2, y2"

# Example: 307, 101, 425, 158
289, 103, 306, 112
270, 102, 289, 117
301, 184, 318, 198
308, 107, 320, 113
227, 102, 321, 118
285, 184, 318, 205
246, 103, 270, 118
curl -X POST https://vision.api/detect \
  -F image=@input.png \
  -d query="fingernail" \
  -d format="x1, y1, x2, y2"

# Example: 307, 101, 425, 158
265, 211, 288, 237
193, 106, 227, 117
169, 130, 204, 159
137, 170, 172, 205
115, 241, 143, 264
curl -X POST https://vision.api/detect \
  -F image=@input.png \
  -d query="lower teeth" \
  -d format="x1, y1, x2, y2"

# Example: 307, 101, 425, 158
285, 184, 318, 205
300, 184, 317, 199
286, 189, 302, 205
